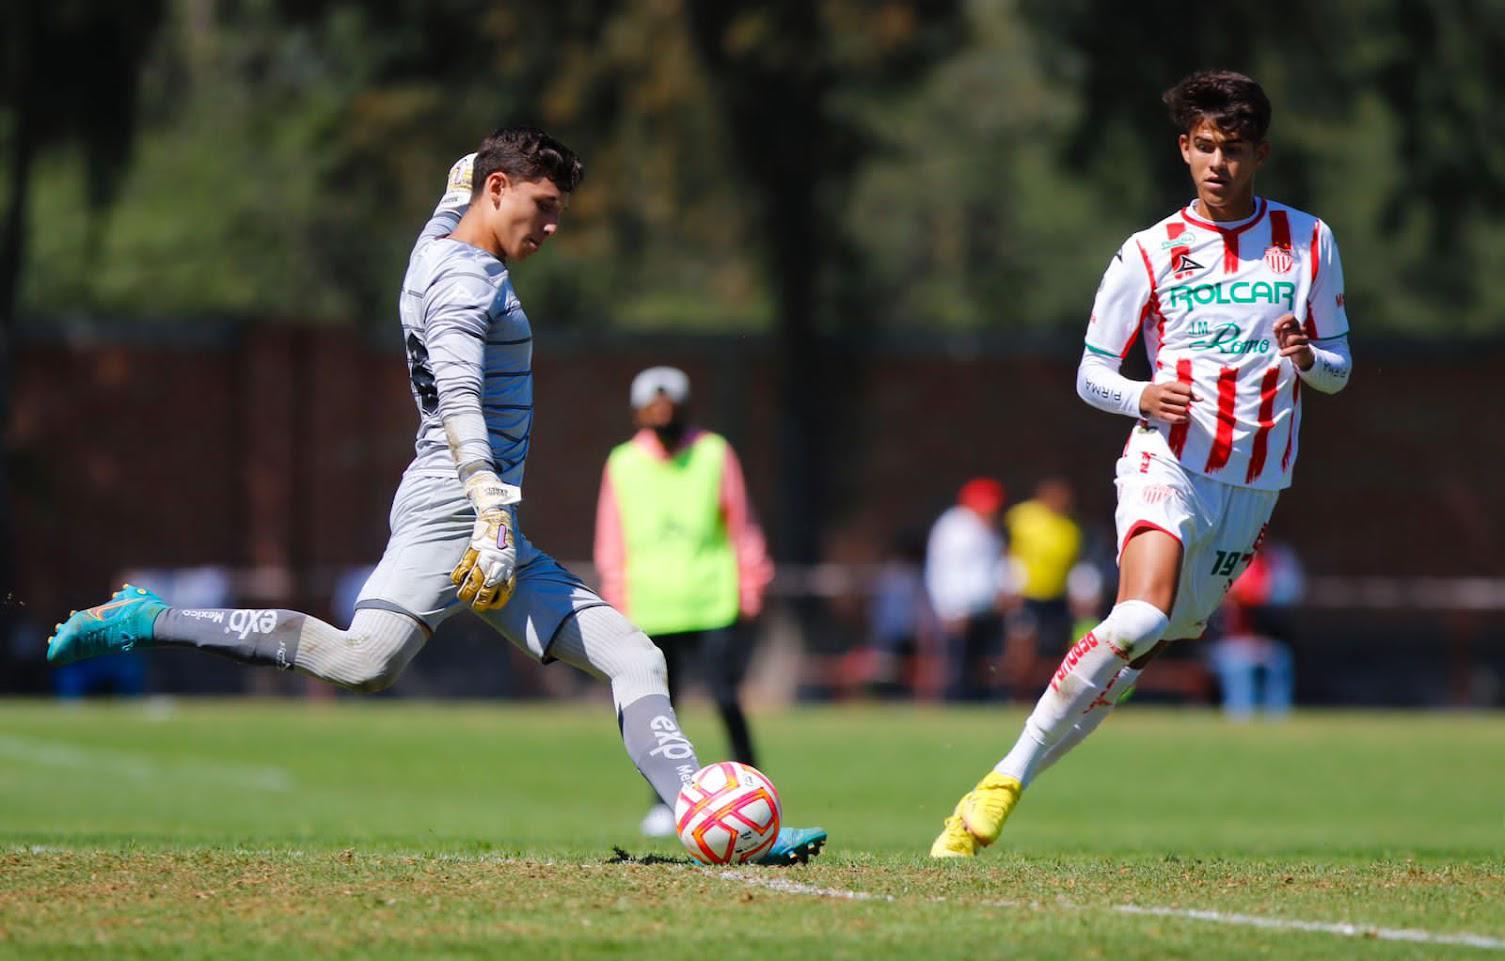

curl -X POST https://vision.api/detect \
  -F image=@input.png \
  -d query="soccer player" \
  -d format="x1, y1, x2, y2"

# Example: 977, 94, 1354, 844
47, 128, 825, 865
594, 366, 774, 837
930, 71, 1352, 857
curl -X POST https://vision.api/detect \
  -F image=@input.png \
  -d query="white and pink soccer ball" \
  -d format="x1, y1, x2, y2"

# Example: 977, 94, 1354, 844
674, 762, 782, 865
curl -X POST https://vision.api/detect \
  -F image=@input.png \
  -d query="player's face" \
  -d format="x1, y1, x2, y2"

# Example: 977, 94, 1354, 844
1178, 119, 1268, 216
487, 174, 566, 262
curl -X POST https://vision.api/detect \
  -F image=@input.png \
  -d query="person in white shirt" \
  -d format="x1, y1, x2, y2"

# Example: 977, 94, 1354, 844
925, 478, 1012, 701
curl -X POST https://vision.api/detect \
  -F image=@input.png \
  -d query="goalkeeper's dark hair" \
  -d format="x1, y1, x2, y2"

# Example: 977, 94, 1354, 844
472, 126, 584, 196
1162, 70, 1271, 142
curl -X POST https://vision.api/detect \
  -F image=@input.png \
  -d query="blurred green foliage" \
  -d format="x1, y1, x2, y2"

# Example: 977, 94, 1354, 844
7, 0, 1505, 335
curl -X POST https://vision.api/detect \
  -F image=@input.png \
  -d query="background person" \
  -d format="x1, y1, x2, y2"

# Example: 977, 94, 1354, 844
594, 366, 775, 838
924, 478, 1013, 702
1002, 477, 1084, 695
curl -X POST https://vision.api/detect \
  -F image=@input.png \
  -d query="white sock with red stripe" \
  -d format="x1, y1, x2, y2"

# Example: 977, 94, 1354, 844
993, 601, 1166, 785
1029, 665, 1143, 785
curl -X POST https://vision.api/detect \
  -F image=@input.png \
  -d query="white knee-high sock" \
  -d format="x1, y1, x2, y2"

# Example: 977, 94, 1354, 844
291, 609, 427, 692
993, 601, 1166, 785
1029, 665, 1142, 783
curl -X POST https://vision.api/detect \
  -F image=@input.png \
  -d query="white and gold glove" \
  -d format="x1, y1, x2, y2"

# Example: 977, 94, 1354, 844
450, 470, 522, 611
437, 152, 476, 211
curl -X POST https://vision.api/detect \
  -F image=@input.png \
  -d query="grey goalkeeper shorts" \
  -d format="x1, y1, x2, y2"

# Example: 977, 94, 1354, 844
355, 469, 608, 660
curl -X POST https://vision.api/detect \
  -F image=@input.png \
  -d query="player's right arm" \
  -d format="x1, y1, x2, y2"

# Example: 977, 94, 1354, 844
421, 154, 522, 611
1076, 241, 1197, 425
427, 268, 520, 610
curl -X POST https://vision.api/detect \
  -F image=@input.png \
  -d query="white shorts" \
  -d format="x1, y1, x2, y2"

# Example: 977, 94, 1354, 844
1114, 436, 1280, 641
355, 469, 607, 660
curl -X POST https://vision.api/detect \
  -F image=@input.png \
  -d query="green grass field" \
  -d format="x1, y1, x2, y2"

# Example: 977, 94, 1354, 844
1, 698, 1502, 960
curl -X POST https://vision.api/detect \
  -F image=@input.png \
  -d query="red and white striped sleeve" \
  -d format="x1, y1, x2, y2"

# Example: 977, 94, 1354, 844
1084, 239, 1155, 359
1306, 220, 1350, 340
1079, 239, 1155, 418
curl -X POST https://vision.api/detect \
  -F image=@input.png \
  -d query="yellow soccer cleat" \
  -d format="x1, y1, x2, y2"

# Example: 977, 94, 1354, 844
958, 771, 1022, 847
929, 813, 978, 858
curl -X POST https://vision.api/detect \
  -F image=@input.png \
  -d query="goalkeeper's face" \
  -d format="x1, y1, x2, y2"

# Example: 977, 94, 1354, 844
483, 173, 566, 262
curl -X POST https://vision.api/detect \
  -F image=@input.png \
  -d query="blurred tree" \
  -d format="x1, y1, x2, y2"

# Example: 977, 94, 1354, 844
1, 0, 166, 335
1021, 0, 1505, 334
846, 0, 1133, 333
18, 1, 771, 331
0, 0, 165, 677
12, 0, 1505, 338
684, 0, 965, 560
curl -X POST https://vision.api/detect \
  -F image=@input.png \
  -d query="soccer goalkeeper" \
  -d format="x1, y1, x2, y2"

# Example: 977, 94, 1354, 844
47, 128, 824, 865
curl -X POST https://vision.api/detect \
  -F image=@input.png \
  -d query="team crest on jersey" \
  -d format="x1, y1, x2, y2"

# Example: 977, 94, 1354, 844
1263, 245, 1293, 274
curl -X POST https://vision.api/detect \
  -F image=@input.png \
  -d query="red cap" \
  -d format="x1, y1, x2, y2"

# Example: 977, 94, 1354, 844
958, 477, 1006, 515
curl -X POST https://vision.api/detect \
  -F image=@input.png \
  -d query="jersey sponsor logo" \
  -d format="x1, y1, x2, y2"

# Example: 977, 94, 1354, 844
1335, 291, 1345, 307
1165, 280, 1295, 313
1188, 319, 1272, 355
1083, 375, 1129, 407
1263, 245, 1293, 274
1160, 233, 1206, 249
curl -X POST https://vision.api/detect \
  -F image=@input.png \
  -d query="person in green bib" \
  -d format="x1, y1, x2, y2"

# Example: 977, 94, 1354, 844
595, 366, 774, 838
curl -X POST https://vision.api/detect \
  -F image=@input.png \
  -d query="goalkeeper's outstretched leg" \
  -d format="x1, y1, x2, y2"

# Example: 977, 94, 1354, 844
49, 584, 428, 693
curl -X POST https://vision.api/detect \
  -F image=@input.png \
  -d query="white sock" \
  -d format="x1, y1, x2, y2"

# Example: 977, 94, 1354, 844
1028, 665, 1142, 784
291, 608, 427, 692
993, 601, 1166, 784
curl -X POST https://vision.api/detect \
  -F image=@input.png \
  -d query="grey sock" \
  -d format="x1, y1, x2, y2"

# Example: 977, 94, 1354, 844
153, 608, 304, 670
619, 694, 700, 808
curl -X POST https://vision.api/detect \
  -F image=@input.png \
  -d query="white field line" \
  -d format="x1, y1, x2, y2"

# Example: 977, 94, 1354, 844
0, 734, 294, 792
719, 871, 1505, 952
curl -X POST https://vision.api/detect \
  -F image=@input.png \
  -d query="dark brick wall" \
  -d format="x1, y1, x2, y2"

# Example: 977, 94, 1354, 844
11, 326, 1504, 630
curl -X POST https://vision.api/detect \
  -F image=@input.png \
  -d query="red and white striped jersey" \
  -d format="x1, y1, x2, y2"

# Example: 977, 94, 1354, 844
1086, 198, 1349, 490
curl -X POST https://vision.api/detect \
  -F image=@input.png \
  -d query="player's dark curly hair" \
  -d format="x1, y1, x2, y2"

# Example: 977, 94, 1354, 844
472, 126, 584, 196
1162, 70, 1271, 142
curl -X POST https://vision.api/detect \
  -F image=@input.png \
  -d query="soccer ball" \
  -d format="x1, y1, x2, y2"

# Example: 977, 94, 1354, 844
675, 762, 782, 865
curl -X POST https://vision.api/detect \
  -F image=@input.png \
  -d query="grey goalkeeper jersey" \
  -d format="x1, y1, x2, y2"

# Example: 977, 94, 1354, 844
399, 206, 532, 488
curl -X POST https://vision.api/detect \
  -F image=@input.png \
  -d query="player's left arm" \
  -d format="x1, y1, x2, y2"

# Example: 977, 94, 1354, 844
1276, 220, 1352, 395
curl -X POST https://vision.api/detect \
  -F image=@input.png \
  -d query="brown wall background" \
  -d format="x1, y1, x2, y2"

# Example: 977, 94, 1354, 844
10, 322, 1505, 628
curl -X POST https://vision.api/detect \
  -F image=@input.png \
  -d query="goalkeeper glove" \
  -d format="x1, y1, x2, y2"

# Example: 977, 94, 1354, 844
450, 470, 522, 611
437, 152, 476, 211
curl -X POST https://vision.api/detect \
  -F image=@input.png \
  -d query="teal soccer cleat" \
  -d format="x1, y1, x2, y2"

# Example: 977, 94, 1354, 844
47, 584, 166, 666
754, 826, 827, 866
